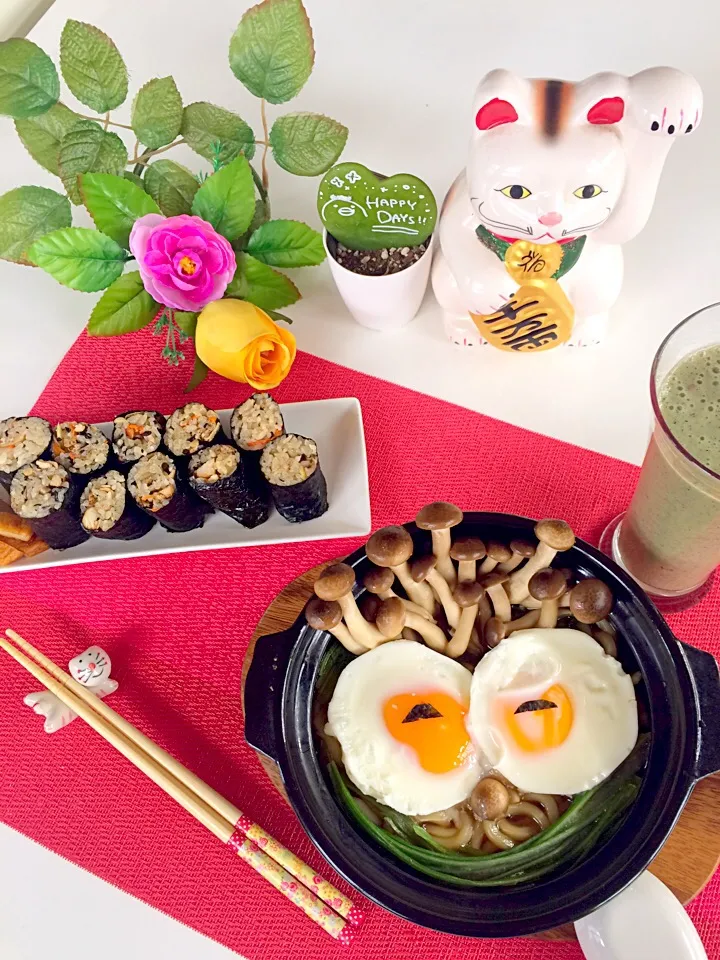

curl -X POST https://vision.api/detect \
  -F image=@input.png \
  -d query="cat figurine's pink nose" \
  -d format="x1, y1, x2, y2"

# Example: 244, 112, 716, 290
538, 211, 563, 226
88, 662, 96, 670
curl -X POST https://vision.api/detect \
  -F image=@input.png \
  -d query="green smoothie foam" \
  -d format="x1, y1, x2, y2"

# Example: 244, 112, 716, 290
659, 345, 720, 475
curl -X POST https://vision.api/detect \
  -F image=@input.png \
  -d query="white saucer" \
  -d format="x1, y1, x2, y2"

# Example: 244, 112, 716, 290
575, 871, 707, 960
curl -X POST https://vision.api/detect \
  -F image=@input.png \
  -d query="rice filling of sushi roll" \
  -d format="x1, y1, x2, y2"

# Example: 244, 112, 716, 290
128, 452, 211, 532
113, 411, 165, 464
52, 422, 110, 476
164, 403, 223, 457
10, 459, 89, 549
81, 470, 155, 540
0, 417, 52, 489
189, 444, 270, 528
260, 434, 329, 523
230, 393, 284, 451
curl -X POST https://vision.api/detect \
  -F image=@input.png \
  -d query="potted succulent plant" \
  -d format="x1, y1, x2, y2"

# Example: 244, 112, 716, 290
317, 162, 437, 331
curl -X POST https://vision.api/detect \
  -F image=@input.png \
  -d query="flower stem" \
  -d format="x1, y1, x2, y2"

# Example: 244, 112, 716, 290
131, 139, 186, 175
260, 99, 270, 192
76, 111, 134, 131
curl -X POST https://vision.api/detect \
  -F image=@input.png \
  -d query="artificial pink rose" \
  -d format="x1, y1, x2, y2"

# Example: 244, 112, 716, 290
129, 213, 236, 312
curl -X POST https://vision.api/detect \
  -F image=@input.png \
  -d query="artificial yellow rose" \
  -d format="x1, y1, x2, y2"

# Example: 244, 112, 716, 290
195, 299, 296, 389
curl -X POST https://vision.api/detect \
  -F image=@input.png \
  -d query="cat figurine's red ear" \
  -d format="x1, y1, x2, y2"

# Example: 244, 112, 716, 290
475, 98, 519, 130
587, 97, 625, 125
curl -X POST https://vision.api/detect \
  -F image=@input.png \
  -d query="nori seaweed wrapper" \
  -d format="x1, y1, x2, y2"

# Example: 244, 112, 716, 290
0, 417, 53, 492
188, 445, 270, 529
80, 472, 156, 541
261, 436, 329, 523
128, 453, 212, 533
11, 461, 89, 550
112, 411, 167, 468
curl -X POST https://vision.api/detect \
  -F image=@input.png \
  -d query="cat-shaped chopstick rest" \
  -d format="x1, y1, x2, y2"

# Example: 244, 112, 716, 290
24, 646, 118, 733
432, 68, 703, 351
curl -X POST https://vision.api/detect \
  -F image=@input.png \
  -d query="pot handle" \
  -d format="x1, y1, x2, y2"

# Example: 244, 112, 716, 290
243, 622, 299, 764
682, 642, 720, 780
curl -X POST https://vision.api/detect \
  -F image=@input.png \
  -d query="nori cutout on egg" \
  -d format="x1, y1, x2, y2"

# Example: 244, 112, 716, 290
514, 699, 558, 714
402, 703, 444, 723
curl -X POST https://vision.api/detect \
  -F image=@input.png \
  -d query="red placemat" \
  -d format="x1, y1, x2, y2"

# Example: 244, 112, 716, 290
1, 329, 718, 960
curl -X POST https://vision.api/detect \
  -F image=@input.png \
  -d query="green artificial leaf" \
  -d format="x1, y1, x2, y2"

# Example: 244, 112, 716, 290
123, 171, 146, 191
60, 20, 128, 113
266, 309, 292, 324
234, 196, 271, 251
225, 252, 299, 310
0, 38, 59, 118
144, 159, 199, 216
80, 173, 160, 248
228, 0, 314, 104
87, 271, 158, 335
270, 112, 347, 176
191, 153, 254, 241
247, 218, 324, 267
131, 76, 183, 150
174, 311, 198, 337
27, 227, 128, 291
58, 121, 128, 204
317, 161, 437, 250
181, 101, 255, 165
185, 354, 209, 392
15, 103, 83, 176
0, 186, 71, 264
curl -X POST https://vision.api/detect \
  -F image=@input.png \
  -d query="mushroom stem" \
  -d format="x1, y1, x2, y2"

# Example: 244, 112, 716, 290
458, 559, 476, 582
486, 583, 511, 622
336, 595, 386, 648
477, 591, 492, 628
392, 563, 436, 613
314, 563, 386, 649
538, 597, 560, 628
446, 605, 478, 658
401, 627, 423, 642
382, 592, 434, 620
497, 555, 523, 574
430, 529, 456, 587
507, 542, 556, 603
405, 611, 448, 653
506, 609, 540, 634
330, 622, 370, 654
479, 555, 499, 574
425, 568, 460, 629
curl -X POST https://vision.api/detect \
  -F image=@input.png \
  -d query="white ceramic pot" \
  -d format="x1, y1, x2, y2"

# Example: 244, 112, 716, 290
324, 231, 433, 332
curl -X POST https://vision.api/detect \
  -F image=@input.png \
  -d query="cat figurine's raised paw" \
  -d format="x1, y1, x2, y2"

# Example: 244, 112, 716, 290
24, 645, 118, 734
432, 67, 703, 351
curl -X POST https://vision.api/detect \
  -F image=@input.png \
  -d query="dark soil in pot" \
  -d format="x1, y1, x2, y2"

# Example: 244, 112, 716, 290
332, 238, 430, 276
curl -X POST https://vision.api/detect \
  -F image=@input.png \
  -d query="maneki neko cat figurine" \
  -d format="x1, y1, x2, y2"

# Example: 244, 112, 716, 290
432, 68, 703, 351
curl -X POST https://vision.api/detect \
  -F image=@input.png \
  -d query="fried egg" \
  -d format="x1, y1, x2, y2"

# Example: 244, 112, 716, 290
326, 642, 485, 815
468, 629, 637, 796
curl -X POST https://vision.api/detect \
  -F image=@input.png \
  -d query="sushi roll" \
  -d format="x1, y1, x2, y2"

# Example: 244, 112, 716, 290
230, 393, 284, 452
0, 416, 52, 491
188, 444, 270, 528
112, 411, 166, 466
260, 434, 329, 523
127, 452, 211, 532
10, 459, 89, 549
80, 470, 155, 541
51, 421, 111, 482
164, 403, 224, 460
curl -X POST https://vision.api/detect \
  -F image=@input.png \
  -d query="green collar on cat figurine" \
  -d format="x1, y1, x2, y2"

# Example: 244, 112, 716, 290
475, 224, 586, 279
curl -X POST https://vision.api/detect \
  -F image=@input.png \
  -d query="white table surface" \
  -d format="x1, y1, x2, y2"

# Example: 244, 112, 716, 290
1, 0, 719, 957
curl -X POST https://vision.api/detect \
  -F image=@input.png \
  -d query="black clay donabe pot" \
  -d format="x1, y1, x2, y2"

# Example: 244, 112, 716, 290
244, 512, 720, 937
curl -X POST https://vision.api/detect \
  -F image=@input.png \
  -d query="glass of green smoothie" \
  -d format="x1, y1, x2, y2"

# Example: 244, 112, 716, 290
603, 303, 720, 609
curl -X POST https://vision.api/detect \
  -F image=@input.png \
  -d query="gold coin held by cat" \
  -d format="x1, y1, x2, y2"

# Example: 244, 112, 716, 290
504, 240, 564, 284
470, 278, 574, 353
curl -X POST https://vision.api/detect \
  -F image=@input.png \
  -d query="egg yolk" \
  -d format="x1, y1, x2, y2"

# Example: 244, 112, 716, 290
503, 684, 573, 753
383, 691, 470, 774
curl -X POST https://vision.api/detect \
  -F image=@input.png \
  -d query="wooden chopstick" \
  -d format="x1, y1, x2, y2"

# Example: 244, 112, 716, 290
1, 631, 361, 941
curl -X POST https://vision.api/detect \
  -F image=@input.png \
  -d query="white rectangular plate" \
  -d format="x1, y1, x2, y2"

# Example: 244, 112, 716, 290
0, 397, 370, 574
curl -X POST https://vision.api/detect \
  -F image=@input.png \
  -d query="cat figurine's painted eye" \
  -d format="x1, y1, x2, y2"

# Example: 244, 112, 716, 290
499, 184, 532, 199
573, 184, 604, 199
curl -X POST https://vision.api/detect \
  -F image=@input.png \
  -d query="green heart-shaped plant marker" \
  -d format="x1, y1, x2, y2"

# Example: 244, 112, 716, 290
317, 162, 437, 251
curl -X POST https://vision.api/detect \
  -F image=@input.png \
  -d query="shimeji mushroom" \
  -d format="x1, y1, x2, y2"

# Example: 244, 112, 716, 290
362, 566, 434, 620
415, 501, 463, 588
569, 579, 613, 624
497, 539, 536, 574
480, 571, 512, 622
485, 617, 506, 648
366, 526, 435, 613
507, 520, 575, 604
314, 563, 385, 649
447, 581, 484, 658
410, 555, 461, 629
305, 597, 367, 655
593, 627, 618, 658
449, 537, 486, 583
506, 609, 540, 634
375, 597, 449, 653
479, 541, 513, 574
470, 777, 510, 820
528, 568, 567, 628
